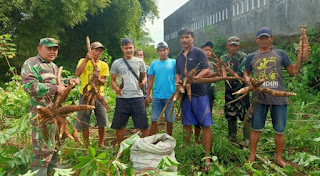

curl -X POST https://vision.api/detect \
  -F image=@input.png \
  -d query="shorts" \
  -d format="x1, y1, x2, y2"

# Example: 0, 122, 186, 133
180, 95, 213, 127
251, 103, 287, 134
151, 98, 175, 123
75, 95, 108, 130
111, 97, 148, 129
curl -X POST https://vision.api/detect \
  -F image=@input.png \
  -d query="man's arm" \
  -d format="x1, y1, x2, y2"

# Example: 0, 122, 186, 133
243, 70, 252, 86
111, 74, 121, 95
75, 52, 93, 77
194, 68, 210, 79
282, 47, 310, 77
285, 64, 296, 76
175, 74, 182, 84
145, 75, 154, 105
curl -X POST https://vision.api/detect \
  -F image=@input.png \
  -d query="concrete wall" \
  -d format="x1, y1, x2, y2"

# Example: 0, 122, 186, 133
164, 0, 320, 55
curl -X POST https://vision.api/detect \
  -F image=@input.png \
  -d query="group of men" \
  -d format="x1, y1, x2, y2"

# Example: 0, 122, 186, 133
22, 26, 299, 175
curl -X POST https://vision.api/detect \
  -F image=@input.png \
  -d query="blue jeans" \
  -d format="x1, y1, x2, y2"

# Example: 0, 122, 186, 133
251, 103, 287, 134
151, 98, 175, 123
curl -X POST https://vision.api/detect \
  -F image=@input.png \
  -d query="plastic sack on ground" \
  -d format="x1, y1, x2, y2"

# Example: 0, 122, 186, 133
130, 133, 177, 172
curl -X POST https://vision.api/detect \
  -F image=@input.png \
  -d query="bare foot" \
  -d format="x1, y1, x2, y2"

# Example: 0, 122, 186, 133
204, 158, 211, 174
275, 158, 286, 167
248, 154, 255, 163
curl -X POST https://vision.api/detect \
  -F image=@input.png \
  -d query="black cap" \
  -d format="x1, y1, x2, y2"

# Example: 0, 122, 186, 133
201, 41, 214, 49
256, 27, 272, 38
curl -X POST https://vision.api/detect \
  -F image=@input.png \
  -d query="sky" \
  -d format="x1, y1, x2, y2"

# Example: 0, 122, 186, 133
144, 0, 189, 46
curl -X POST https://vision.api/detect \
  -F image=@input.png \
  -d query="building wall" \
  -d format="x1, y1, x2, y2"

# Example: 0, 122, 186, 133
164, 0, 320, 55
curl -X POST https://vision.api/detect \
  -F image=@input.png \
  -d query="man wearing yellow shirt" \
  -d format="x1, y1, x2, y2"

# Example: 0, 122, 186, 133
75, 42, 109, 149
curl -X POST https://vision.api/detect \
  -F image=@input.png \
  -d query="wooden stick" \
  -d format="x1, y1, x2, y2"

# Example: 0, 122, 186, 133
57, 66, 63, 85
86, 36, 91, 52
210, 50, 220, 63
156, 91, 176, 124
168, 100, 176, 121
86, 36, 100, 72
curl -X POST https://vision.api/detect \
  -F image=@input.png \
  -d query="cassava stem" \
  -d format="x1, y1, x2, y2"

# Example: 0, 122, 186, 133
193, 76, 240, 84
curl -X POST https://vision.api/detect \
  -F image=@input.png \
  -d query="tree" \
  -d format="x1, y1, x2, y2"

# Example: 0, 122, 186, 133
57, 0, 159, 69
0, 0, 159, 79
0, 0, 111, 76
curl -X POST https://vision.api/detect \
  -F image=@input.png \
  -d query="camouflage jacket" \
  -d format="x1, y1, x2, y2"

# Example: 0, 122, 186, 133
221, 51, 247, 91
221, 51, 247, 77
21, 55, 67, 116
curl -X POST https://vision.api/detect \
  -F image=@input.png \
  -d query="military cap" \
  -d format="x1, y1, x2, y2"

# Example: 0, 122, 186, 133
39, 38, 59, 47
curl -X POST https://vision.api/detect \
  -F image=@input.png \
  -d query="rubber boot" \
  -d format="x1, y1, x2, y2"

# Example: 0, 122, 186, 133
243, 120, 252, 147
227, 120, 237, 142
32, 166, 47, 176
47, 152, 60, 175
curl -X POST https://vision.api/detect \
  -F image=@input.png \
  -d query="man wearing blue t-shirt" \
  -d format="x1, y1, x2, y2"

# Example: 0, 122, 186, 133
146, 42, 176, 135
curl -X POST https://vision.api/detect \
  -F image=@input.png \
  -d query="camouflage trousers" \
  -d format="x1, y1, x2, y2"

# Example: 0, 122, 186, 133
31, 119, 57, 167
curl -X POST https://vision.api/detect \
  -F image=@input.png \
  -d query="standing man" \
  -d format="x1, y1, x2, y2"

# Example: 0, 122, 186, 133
110, 38, 149, 145
193, 41, 216, 144
201, 41, 216, 110
145, 41, 176, 136
220, 36, 251, 145
175, 27, 212, 171
134, 49, 146, 60
21, 38, 79, 175
244, 27, 299, 167
135, 49, 148, 98
75, 41, 109, 149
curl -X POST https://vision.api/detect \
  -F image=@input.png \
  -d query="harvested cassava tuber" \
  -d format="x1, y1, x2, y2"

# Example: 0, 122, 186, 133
228, 77, 296, 105
300, 25, 310, 63
183, 62, 201, 101
34, 104, 94, 144
295, 25, 310, 75
256, 87, 296, 96
33, 66, 95, 145
232, 86, 251, 95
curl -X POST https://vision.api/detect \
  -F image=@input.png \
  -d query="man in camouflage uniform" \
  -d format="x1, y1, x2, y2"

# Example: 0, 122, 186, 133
220, 36, 251, 145
21, 38, 79, 175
